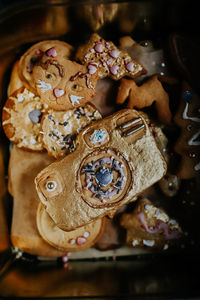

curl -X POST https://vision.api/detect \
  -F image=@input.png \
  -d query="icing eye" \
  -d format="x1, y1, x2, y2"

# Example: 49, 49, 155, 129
46, 73, 52, 79
45, 180, 57, 192
73, 84, 78, 90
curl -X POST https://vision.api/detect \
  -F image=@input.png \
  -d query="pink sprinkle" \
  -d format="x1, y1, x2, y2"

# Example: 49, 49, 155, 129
109, 49, 119, 58
94, 43, 103, 53
76, 237, 86, 245
46, 47, 57, 57
126, 61, 135, 72
88, 64, 97, 74
35, 49, 43, 56
107, 58, 113, 65
53, 88, 64, 98
109, 65, 119, 75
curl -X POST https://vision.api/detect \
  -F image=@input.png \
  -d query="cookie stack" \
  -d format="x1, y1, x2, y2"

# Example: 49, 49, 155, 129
2, 35, 183, 257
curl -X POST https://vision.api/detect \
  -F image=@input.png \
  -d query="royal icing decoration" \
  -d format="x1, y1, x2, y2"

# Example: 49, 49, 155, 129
37, 80, 52, 93
89, 129, 107, 144
70, 95, 84, 106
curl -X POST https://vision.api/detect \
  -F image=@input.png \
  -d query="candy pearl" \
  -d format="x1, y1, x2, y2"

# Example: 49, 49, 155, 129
46, 47, 57, 57
94, 43, 103, 53
182, 90, 195, 103
53, 88, 64, 98
109, 65, 119, 75
126, 62, 135, 72
109, 49, 118, 58
76, 237, 86, 245
88, 64, 97, 74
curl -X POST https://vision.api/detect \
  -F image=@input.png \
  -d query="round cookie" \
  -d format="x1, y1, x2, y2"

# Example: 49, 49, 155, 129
37, 203, 105, 252
2, 87, 44, 151
18, 40, 98, 111
40, 103, 102, 159
18, 40, 74, 91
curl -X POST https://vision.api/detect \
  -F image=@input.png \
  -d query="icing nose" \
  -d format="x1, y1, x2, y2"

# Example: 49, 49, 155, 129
53, 88, 65, 98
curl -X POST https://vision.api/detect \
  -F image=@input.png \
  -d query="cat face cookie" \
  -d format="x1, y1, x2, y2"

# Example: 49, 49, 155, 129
18, 40, 98, 110
2, 87, 44, 151
35, 109, 167, 231
40, 104, 102, 159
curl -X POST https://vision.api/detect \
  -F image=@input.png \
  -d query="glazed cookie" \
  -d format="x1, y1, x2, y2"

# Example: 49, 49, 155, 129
35, 109, 167, 231
116, 75, 171, 124
75, 33, 145, 80
2, 87, 44, 151
40, 103, 102, 159
120, 198, 182, 250
174, 82, 200, 179
18, 40, 98, 111
37, 203, 105, 252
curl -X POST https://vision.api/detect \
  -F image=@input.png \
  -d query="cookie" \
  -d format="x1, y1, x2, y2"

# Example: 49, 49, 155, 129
7, 61, 23, 96
120, 198, 182, 250
158, 173, 181, 197
9, 145, 66, 257
174, 82, 200, 179
40, 103, 102, 159
2, 87, 44, 151
18, 40, 98, 111
116, 75, 172, 124
75, 33, 146, 80
35, 109, 167, 231
18, 40, 74, 91
37, 203, 105, 252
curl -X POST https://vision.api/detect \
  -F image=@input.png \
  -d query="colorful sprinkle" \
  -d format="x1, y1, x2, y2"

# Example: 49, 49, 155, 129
88, 64, 97, 74
126, 61, 135, 72
94, 43, 103, 53
46, 47, 57, 57
109, 49, 119, 58
109, 65, 119, 75
76, 237, 87, 245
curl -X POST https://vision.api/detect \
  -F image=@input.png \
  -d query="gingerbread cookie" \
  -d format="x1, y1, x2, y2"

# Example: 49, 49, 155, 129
116, 75, 171, 124
9, 145, 65, 257
174, 82, 200, 179
18, 40, 98, 111
75, 33, 145, 80
2, 87, 44, 151
37, 203, 105, 252
40, 104, 102, 159
120, 198, 182, 250
35, 109, 167, 231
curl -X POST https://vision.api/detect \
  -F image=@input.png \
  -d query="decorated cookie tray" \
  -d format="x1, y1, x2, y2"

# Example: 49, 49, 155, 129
0, 0, 200, 298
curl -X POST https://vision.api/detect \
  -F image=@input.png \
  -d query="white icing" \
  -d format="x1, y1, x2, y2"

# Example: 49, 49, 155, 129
30, 137, 36, 144
70, 95, 84, 106
83, 232, 89, 238
183, 102, 200, 122
188, 129, 200, 146
143, 240, 155, 247
194, 162, 200, 171
132, 240, 139, 246
89, 129, 107, 144
37, 80, 52, 93
17, 95, 24, 102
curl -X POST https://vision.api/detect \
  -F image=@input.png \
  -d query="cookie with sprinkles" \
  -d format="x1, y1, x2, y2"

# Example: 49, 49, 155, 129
40, 103, 102, 159
35, 109, 167, 231
174, 82, 200, 179
75, 33, 146, 80
120, 198, 182, 250
2, 87, 44, 151
37, 203, 105, 252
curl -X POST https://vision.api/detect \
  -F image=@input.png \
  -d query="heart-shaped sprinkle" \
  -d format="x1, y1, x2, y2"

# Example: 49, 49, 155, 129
53, 88, 65, 98
28, 109, 42, 123
126, 61, 135, 72
35, 49, 44, 56
109, 49, 119, 58
109, 65, 119, 75
94, 43, 103, 53
88, 64, 97, 74
76, 237, 86, 245
46, 47, 57, 57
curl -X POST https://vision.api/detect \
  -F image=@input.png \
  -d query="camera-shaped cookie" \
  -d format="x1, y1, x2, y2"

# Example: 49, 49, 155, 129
35, 109, 167, 231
